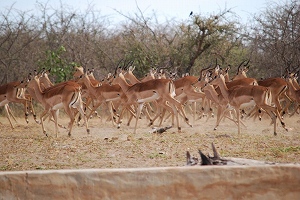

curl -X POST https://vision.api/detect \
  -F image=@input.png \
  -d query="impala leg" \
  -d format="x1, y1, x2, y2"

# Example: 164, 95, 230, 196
168, 96, 191, 128
148, 107, 162, 126
214, 105, 224, 130
126, 108, 135, 126
162, 99, 180, 131
86, 101, 102, 120
4, 104, 15, 129
22, 101, 29, 124
118, 105, 134, 127
170, 104, 180, 132
236, 108, 241, 134
75, 105, 89, 135
29, 99, 38, 124
263, 108, 277, 136
105, 101, 116, 126
163, 112, 172, 123
275, 109, 287, 131
64, 106, 75, 137
6, 104, 18, 123
259, 105, 284, 136
143, 104, 153, 122
158, 108, 167, 126
117, 107, 127, 128
51, 110, 59, 138
133, 103, 143, 134
40, 108, 51, 137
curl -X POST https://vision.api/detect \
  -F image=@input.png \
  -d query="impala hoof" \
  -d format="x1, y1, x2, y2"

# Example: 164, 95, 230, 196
274, 132, 277, 136
87, 129, 90, 134
178, 127, 182, 132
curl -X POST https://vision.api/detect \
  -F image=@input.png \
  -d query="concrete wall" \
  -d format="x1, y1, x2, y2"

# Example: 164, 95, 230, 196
1, 165, 300, 199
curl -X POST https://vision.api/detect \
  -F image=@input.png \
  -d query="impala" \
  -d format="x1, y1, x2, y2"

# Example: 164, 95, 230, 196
77, 70, 132, 127
290, 72, 300, 90
27, 74, 89, 137
257, 77, 291, 115
197, 69, 256, 130
210, 74, 287, 135
0, 80, 30, 128
169, 75, 206, 124
120, 67, 198, 127
114, 72, 191, 134
73, 66, 106, 120
221, 63, 291, 120
232, 60, 250, 80
118, 65, 161, 125
285, 74, 300, 115
201, 81, 248, 130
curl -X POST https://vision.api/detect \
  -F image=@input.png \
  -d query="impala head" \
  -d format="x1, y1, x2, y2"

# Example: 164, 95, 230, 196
73, 66, 85, 78
101, 73, 114, 84
236, 60, 248, 74
40, 70, 54, 88
199, 65, 212, 82
209, 73, 225, 86
233, 59, 250, 80
193, 72, 210, 89
156, 69, 167, 79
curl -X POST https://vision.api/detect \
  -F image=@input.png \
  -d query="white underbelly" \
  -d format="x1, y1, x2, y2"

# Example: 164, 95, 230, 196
52, 102, 64, 110
240, 100, 256, 109
106, 96, 121, 102
0, 99, 9, 106
137, 92, 159, 103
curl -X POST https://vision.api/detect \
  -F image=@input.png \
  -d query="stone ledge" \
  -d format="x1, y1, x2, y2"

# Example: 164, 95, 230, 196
1, 165, 300, 199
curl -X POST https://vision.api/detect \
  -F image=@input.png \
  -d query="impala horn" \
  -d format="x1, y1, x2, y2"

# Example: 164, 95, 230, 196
199, 64, 212, 81
237, 60, 247, 74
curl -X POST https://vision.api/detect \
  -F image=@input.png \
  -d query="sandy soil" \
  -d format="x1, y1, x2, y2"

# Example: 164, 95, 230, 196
1, 111, 300, 171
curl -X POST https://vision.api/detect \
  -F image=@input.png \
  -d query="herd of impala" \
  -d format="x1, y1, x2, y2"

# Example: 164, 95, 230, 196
0, 60, 299, 137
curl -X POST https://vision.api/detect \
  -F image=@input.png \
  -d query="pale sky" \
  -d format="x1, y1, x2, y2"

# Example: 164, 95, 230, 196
1, 0, 268, 24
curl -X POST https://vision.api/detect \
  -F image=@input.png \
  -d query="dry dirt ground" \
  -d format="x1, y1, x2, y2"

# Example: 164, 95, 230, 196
1, 110, 300, 171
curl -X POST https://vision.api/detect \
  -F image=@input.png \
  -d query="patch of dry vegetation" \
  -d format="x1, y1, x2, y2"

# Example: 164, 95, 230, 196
0, 114, 300, 171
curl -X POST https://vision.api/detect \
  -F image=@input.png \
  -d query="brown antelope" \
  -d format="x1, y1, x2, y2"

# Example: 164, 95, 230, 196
257, 77, 292, 116
232, 60, 250, 80
27, 74, 89, 137
0, 80, 30, 128
209, 74, 287, 135
117, 65, 162, 125
199, 73, 257, 130
73, 66, 123, 122
77, 70, 132, 128
285, 74, 300, 115
113, 72, 191, 134
203, 80, 254, 130
119, 66, 198, 128
73, 66, 106, 119
163, 75, 206, 125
